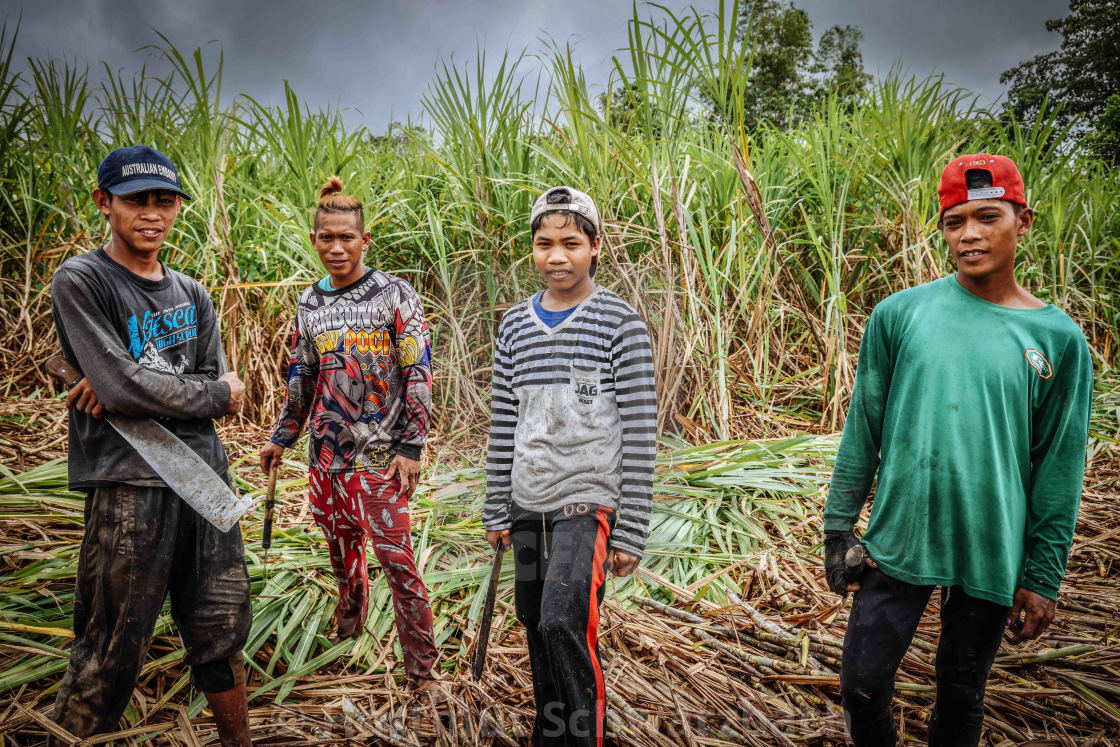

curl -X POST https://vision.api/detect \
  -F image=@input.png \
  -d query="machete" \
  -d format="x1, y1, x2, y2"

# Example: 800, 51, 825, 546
470, 542, 506, 680
262, 463, 278, 580
44, 354, 255, 532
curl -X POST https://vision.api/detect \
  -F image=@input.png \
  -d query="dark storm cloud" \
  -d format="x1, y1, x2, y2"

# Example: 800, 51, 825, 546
797, 0, 1067, 107
6, 0, 1068, 130
7, 0, 679, 129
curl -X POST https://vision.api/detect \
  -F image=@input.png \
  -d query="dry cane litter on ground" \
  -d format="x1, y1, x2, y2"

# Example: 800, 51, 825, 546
0, 396, 1117, 746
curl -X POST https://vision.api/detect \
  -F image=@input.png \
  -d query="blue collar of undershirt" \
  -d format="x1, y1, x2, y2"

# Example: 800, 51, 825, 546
533, 291, 579, 328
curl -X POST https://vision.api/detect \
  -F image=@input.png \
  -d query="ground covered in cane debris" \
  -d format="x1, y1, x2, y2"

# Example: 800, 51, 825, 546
1, 380, 1118, 746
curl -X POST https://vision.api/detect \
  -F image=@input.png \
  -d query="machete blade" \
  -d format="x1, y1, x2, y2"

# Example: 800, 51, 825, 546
44, 355, 255, 532
105, 414, 256, 532
471, 543, 506, 680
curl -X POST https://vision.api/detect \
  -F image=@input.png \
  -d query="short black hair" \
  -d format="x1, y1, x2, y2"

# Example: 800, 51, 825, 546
530, 188, 600, 276
964, 169, 990, 190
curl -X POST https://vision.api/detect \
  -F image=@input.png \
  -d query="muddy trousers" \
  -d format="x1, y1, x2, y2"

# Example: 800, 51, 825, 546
841, 567, 1010, 747
308, 469, 438, 681
511, 503, 614, 747
52, 485, 252, 738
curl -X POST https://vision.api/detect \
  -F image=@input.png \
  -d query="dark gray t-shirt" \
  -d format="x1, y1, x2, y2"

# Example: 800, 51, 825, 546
51, 247, 232, 489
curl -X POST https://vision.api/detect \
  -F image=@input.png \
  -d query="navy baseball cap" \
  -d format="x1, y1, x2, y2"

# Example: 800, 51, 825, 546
96, 145, 192, 200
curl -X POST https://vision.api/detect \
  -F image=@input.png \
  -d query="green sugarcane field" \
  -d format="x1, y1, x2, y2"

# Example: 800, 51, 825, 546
1, 1, 1118, 745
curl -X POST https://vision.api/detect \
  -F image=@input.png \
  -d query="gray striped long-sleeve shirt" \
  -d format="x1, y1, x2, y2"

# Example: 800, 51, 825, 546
483, 286, 658, 558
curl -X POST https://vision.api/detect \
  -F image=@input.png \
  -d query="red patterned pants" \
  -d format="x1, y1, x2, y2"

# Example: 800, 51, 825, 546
308, 469, 438, 681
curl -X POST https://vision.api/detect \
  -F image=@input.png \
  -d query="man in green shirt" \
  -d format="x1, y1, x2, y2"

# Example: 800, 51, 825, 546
823, 153, 1093, 746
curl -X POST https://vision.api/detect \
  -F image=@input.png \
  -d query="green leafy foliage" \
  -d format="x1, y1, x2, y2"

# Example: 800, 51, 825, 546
1001, 0, 1120, 163
0, 437, 838, 701
723, 0, 873, 129
812, 25, 872, 109
0, 1, 1117, 440
736, 0, 815, 128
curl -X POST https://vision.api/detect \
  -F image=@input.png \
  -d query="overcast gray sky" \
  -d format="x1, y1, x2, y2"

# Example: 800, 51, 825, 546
5, 0, 1069, 132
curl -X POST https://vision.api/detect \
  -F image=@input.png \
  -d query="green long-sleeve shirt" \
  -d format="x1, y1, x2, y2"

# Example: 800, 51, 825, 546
824, 275, 1093, 606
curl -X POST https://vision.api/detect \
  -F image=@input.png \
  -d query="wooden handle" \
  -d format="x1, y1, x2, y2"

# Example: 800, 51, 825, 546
263, 465, 278, 550
44, 355, 82, 388
266, 464, 278, 502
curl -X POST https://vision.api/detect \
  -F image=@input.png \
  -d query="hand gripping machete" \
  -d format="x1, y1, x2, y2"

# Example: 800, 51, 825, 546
845, 543, 868, 583
471, 542, 506, 680
45, 355, 256, 532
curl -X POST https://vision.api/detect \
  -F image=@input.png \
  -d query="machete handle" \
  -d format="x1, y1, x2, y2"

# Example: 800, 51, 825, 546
263, 465, 278, 551
44, 355, 82, 388
844, 543, 867, 582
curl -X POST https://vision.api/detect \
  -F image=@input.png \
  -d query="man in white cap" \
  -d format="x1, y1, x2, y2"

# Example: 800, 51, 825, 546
483, 186, 658, 746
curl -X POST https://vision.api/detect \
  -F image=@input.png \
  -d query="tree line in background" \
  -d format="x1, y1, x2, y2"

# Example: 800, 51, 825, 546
1002, 0, 1120, 165
620, 0, 1120, 162
0, 0, 1117, 443
606, 0, 871, 134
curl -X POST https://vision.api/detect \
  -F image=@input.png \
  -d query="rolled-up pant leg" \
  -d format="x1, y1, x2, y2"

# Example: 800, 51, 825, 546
840, 567, 932, 747
52, 485, 175, 736
53, 484, 252, 737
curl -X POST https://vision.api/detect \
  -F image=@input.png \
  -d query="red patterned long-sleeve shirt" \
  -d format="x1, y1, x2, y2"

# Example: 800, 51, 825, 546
269, 269, 432, 471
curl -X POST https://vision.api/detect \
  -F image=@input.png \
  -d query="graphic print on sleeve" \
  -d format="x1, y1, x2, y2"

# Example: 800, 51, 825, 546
270, 269, 433, 472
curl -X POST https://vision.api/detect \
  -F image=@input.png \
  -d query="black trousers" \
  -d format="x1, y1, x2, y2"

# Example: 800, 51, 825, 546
52, 485, 252, 738
841, 566, 1010, 747
511, 502, 614, 747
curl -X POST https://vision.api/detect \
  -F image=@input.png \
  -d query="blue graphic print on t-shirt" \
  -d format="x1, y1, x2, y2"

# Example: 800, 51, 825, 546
126, 302, 199, 373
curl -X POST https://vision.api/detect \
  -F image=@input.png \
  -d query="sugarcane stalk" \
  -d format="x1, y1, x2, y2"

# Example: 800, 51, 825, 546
727, 589, 797, 640
1055, 671, 1120, 698
633, 594, 832, 677
606, 688, 677, 747
996, 644, 1096, 665
748, 628, 839, 667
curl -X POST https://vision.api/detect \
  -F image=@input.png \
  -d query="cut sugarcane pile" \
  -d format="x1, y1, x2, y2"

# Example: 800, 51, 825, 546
435, 520, 1120, 747
1, 395, 1117, 745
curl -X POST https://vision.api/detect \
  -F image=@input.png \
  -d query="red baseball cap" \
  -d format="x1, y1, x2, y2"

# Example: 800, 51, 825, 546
937, 153, 1027, 216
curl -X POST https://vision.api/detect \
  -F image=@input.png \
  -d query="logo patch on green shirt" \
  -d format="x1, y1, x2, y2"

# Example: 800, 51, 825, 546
1024, 348, 1053, 379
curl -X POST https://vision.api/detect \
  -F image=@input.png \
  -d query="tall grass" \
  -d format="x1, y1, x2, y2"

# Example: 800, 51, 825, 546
1, 2, 1117, 435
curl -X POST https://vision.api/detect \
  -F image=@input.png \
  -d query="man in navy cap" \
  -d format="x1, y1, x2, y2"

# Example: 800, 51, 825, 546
49, 145, 253, 745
